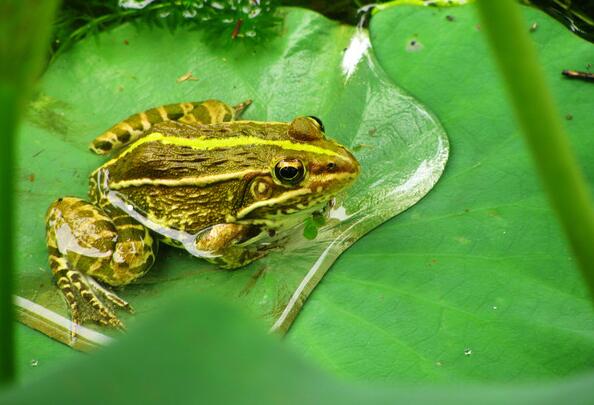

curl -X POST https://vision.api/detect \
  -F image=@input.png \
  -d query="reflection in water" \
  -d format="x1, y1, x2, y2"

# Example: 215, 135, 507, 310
269, 24, 449, 333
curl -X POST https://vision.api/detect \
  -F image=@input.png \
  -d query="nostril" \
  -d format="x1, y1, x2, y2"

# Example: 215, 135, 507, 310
327, 162, 336, 170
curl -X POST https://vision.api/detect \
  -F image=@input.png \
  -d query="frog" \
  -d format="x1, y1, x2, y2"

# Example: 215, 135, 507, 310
45, 99, 360, 329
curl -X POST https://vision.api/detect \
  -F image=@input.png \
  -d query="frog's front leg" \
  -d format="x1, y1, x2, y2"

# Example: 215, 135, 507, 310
90, 99, 251, 155
194, 224, 274, 269
46, 197, 156, 328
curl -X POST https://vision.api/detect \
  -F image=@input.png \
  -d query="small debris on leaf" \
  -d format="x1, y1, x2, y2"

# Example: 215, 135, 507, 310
176, 72, 199, 83
406, 39, 423, 52
123, 39, 129, 45
562, 69, 594, 82
565, 113, 573, 121
353, 143, 373, 151
27, 173, 35, 182
231, 18, 244, 40
529, 22, 538, 32
446, 15, 455, 22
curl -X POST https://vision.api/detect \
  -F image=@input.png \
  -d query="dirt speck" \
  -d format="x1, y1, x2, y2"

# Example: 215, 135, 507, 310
406, 38, 424, 52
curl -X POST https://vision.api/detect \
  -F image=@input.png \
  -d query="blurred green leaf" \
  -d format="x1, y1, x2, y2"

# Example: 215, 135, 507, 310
0, 0, 60, 384
5, 293, 594, 404
287, 4, 594, 383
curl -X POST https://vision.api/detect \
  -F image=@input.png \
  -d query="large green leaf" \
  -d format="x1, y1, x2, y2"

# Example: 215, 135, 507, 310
286, 4, 594, 383
15, 8, 447, 349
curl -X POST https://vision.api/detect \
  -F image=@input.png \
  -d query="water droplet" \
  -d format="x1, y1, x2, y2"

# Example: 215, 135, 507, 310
464, 348, 472, 356
31, 359, 39, 367
245, 30, 256, 38
249, 8, 262, 19
492, 305, 498, 310
119, 0, 156, 10
183, 9, 197, 18
530, 22, 538, 32
435, 361, 443, 367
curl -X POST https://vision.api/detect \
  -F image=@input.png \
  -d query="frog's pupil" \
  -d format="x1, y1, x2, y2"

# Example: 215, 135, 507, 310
281, 166, 298, 179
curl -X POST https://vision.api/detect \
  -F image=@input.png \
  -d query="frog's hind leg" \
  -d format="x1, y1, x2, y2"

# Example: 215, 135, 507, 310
46, 197, 156, 329
177, 99, 252, 125
89, 99, 252, 155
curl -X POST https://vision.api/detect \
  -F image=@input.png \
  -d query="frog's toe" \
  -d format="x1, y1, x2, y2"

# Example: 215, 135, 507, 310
87, 277, 134, 314
97, 311, 125, 330
64, 270, 126, 329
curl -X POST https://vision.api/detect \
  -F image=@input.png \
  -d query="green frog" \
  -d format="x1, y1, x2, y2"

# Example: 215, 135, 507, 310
45, 99, 360, 329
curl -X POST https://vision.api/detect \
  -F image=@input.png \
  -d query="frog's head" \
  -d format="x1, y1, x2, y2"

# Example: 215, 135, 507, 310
236, 116, 360, 224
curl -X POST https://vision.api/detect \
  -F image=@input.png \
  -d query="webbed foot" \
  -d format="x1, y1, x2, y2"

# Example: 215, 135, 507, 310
54, 267, 132, 334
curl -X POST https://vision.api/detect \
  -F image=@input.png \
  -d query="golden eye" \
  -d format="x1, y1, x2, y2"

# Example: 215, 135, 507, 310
274, 159, 305, 185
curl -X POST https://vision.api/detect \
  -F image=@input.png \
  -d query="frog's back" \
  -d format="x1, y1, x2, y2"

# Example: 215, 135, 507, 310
93, 121, 280, 234
92, 118, 358, 237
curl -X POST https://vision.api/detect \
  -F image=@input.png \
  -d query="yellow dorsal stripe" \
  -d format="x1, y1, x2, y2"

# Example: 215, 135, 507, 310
109, 170, 267, 189
113, 132, 344, 162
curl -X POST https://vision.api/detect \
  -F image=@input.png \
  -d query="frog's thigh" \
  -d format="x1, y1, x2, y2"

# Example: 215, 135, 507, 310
104, 207, 157, 285
194, 223, 266, 269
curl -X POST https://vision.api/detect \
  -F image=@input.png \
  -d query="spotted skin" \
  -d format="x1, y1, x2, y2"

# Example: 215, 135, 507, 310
46, 197, 154, 329
89, 99, 250, 155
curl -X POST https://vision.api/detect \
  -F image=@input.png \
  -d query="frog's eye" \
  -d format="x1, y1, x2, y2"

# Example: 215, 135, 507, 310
288, 117, 324, 141
307, 116, 325, 133
274, 159, 305, 185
